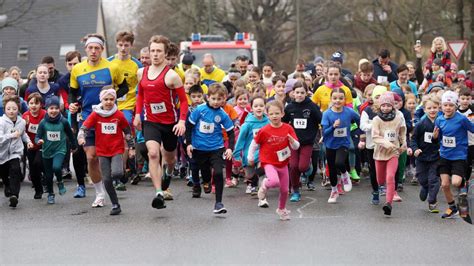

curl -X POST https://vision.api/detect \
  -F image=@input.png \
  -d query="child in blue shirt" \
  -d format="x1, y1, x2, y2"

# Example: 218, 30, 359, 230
186, 83, 235, 214
322, 88, 360, 204
433, 91, 474, 219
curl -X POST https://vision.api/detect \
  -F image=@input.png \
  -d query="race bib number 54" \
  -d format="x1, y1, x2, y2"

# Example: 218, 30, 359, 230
277, 146, 291, 162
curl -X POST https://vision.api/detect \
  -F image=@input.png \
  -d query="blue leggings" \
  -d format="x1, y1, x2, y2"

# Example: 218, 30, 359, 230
43, 153, 65, 194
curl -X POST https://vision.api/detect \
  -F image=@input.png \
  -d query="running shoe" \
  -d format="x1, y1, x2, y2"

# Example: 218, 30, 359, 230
192, 185, 201, 198
328, 191, 339, 203
179, 166, 187, 179
419, 186, 428, 202
341, 172, 352, 192
397, 183, 404, 192
186, 177, 194, 187
258, 181, 267, 200
92, 196, 105, 208
410, 177, 418, 185
379, 185, 386, 196
321, 177, 330, 188
163, 188, 173, 200
213, 202, 227, 214
225, 179, 235, 188
337, 183, 345, 195
429, 202, 440, 213
151, 193, 166, 209
9, 195, 18, 207
258, 198, 269, 208
441, 206, 459, 219
290, 192, 301, 202
245, 184, 252, 194
47, 194, 55, 205
73, 185, 86, 198
349, 169, 360, 181
58, 182, 67, 196
371, 191, 380, 205
115, 182, 127, 191
34, 190, 43, 199
383, 202, 392, 216
110, 204, 121, 215
276, 208, 291, 220
458, 194, 469, 218
393, 192, 403, 202
250, 186, 258, 196
131, 174, 141, 185
231, 177, 239, 187
307, 181, 316, 191
203, 183, 211, 194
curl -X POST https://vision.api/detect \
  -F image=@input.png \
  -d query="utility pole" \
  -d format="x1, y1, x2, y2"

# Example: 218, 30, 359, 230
208, 0, 212, 34
296, 0, 300, 60
457, 0, 465, 68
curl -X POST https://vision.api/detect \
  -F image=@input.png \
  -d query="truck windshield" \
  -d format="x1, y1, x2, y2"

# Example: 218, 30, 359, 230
192, 49, 252, 70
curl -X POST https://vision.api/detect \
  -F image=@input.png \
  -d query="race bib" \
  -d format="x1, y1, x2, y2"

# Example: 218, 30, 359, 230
101, 123, 117, 134
252, 128, 260, 137
442, 136, 456, 148
293, 118, 307, 129
28, 123, 38, 134
150, 102, 166, 114
199, 121, 214, 134
377, 76, 388, 83
46, 131, 60, 142
277, 146, 291, 162
333, 127, 347, 137
384, 130, 397, 142
424, 132, 433, 143
117, 94, 127, 101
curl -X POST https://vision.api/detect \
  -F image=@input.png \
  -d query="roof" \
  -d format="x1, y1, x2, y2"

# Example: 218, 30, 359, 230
0, 0, 104, 76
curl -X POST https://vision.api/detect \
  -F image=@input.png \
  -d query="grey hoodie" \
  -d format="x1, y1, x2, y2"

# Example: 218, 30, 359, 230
0, 115, 31, 164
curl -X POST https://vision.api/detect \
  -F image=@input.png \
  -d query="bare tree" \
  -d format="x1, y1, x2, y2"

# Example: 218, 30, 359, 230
0, 0, 37, 30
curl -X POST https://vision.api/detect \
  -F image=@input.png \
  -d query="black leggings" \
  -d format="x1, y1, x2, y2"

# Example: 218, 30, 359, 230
365, 149, 378, 192
326, 147, 349, 187
26, 149, 44, 193
72, 146, 87, 186
308, 150, 320, 182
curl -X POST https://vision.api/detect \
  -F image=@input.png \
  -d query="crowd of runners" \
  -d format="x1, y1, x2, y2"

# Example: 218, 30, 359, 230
0, 32, 473, 222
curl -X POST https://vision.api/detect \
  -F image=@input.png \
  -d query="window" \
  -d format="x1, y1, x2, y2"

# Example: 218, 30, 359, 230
59, 44, 76, 59
17, 46, 28, 61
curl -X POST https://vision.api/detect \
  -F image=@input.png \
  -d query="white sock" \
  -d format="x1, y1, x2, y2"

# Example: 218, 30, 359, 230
93, 181, 105, 197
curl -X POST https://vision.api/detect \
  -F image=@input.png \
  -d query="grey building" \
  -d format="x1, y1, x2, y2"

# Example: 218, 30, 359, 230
0, 0, 107, 76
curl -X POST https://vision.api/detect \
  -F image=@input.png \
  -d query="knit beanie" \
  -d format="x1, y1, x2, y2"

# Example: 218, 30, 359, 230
285, 79, 298, 93
45, 96, 60, 109
371, 85, 388, 101
378, 92, 395, 107
1, 77, 18, 92
441, 91, 458, 106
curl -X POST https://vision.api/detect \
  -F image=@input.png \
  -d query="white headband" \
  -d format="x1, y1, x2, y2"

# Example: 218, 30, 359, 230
85, 37, 104, 47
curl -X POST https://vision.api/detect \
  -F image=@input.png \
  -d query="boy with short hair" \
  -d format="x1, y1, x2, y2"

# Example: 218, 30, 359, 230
456, 86, 474, 192
354, 61, 376, 93
433, 91, 474, 218
186, 83, 235, 214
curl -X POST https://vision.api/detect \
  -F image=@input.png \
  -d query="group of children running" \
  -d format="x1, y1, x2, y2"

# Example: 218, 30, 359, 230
0, 33, 472, 222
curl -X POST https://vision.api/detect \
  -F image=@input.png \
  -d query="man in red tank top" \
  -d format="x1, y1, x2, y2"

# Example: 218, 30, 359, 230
134, 35, 188, 209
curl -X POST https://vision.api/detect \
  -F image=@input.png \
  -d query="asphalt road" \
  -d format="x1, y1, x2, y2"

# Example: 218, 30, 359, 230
1, 176, 473, 265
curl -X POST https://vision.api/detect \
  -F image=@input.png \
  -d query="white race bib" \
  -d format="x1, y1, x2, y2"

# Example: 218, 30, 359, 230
377, 76, 388, 83
28, 123, 38, 134
150, 102, 166, 114
424, 132, 433, 143
199, 121, 214, 134
252, 128, 260, 137
293, 118, 307, 129
46, 131, 60, 142
277, 146, 291, 162
442, 136, 456, 148
101, 123, 117, 134
333, 127, 347, 137
384, 130, 397, 142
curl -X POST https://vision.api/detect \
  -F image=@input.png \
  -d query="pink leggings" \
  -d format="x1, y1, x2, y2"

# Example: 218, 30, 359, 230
263, 164, 289, 209
375, 157, 398, 204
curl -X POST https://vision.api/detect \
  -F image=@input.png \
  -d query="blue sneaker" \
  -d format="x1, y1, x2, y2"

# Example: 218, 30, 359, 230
58, 182, 67, 196
290, 192, 301, 202
371, 191, 380, 205
73, 185, 86, 198
47, 194, 55, 204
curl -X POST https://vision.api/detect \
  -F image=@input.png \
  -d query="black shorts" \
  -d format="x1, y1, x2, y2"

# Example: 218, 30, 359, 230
143, 121, 178, 152
437, 158, 466, 178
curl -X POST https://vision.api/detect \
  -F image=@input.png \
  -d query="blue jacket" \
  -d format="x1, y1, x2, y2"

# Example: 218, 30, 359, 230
233, 113, 269, 166
410, 116, 439, 162
435, 112, 474, 160
372, 58, 398, 83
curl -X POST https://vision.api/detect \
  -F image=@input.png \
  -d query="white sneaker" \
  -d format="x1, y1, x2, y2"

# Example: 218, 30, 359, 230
276, 208, 291, 220
393, 192, 403, 202
92, 197, 105, 208
245, 184, 252, 194
328, 191, 339, 204
341, 172, 352, 192
258, 198, 269, 208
